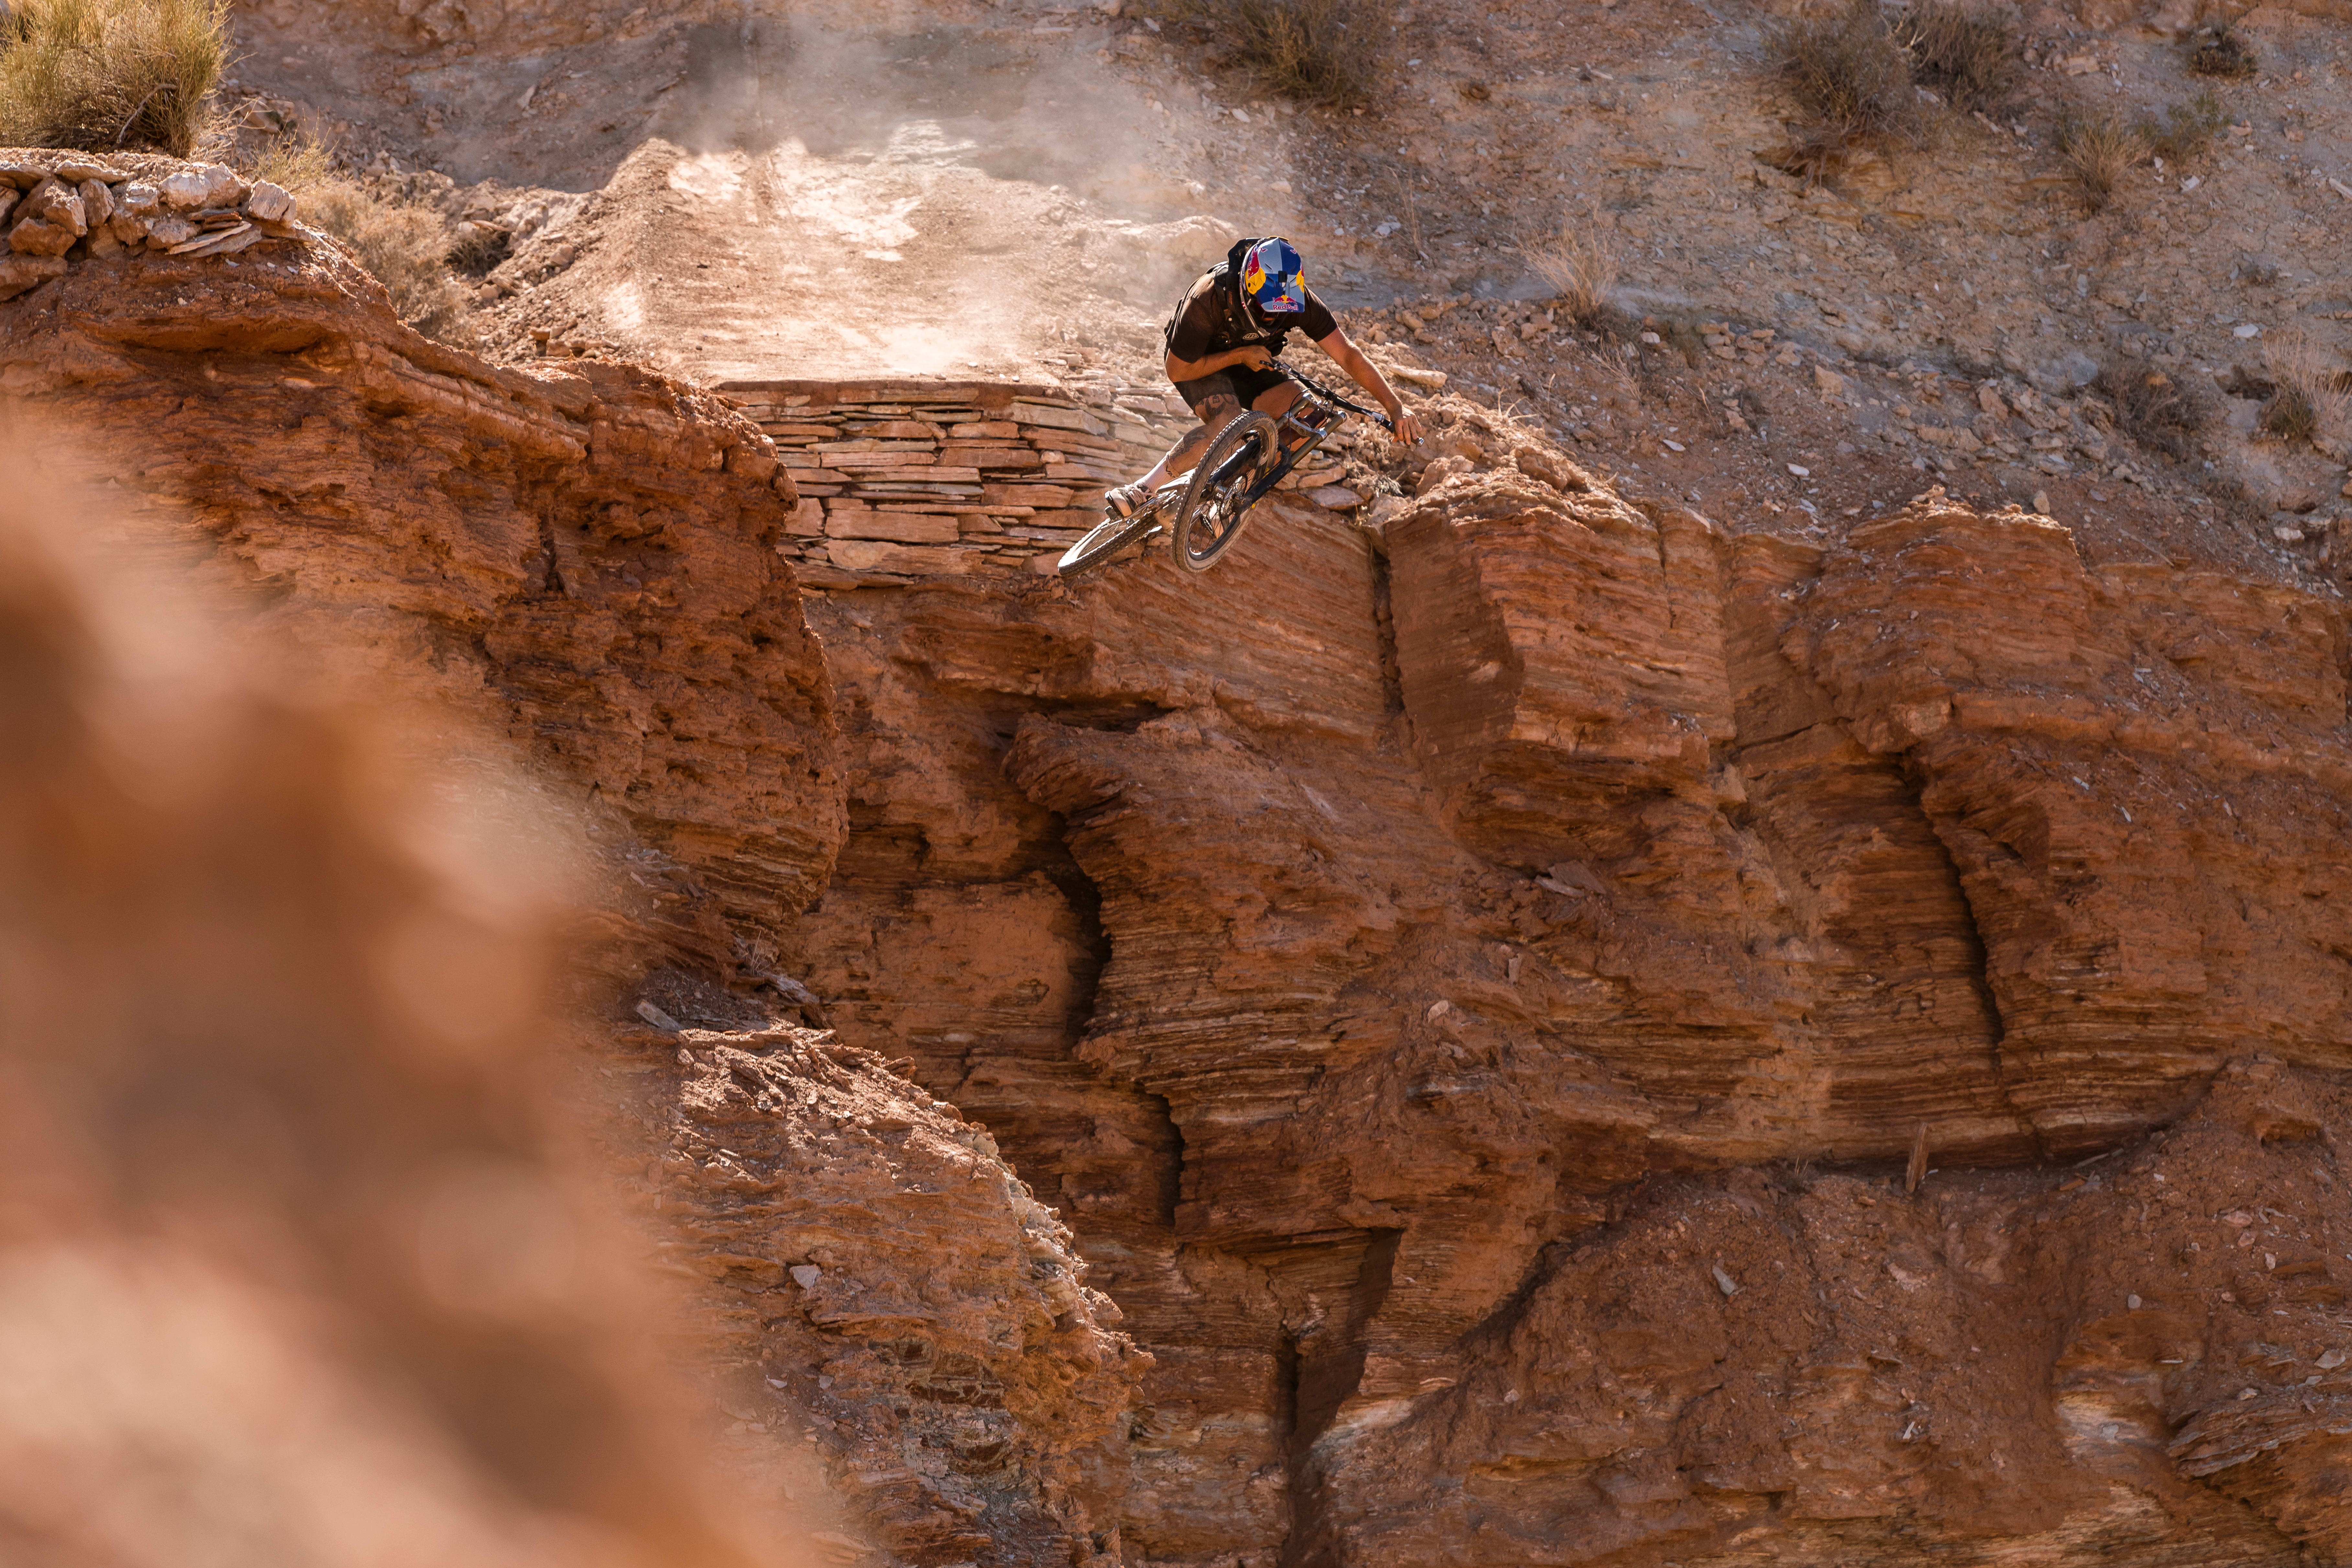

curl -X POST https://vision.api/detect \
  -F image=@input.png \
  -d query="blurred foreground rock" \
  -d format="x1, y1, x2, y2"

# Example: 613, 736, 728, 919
0, 465, 782, 1568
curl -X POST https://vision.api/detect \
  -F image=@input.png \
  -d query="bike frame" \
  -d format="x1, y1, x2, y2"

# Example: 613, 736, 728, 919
1058, 360, 1394, 581
1201, 364, 1391, 514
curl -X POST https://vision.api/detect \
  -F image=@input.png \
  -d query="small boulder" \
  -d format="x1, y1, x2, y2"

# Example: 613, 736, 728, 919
9, 178, 84, 256
244, 179, 296, 226
145, 214, 198, 249
157, 169, 210, 211
76, 179, 112, 229
1415, 454, 1475, 496
159, 164, 247, 213
109, 183, 157, 245
1513, 443, 1590, 494
1813, 365, 1849, 399
17, 178, 83, 226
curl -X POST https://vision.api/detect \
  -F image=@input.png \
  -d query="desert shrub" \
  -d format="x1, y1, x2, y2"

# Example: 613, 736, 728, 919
2187, 26, 2256, 78
301, 178, 473, 344
2203, 474, 2266, 528
2094, 357, 2210, 460
447, 221, 512, 277
0, 0, 226, 158
2141, 89, 2227, 162
2260, 385, 2317, 445
1520, 226, 1618, 329
239, 133, 333, 194
1895, 1, 2021, 114
1771, 0, 1918, 151
1152, 0, 1382, 106
2219, 365, 2277, 400
2259, 328, 2349, 451
2056, 111, 2144, 210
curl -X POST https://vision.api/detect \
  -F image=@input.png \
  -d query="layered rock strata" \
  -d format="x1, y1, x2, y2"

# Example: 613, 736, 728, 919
0, 164, 839, 972
586, 1021, 1148, 1568
771, 405, 2352, 1567
0, 166, 1150, 1568
14, 238, 2352, 1568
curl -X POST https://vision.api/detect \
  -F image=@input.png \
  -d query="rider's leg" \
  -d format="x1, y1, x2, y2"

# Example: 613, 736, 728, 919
1250, 378, 1318, 460
1135, 392, 1242, 492
1252, 380, 1303, 419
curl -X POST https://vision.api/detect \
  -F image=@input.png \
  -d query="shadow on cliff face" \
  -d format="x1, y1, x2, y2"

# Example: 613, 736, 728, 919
0, 452, 800, 1567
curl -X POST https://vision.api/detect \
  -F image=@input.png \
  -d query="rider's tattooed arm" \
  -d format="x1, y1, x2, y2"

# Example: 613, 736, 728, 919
1164, 344, 1277, 382
1313, 326, 1424, 447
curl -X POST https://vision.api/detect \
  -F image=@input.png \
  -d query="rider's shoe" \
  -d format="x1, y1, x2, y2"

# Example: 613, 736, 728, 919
1103, 480, 1148, 519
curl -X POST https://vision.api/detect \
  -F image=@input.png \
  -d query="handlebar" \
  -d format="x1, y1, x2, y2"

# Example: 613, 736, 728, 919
1276, 360, 1394, 432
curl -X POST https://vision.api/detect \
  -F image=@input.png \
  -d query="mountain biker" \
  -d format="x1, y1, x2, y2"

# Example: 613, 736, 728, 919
1103, 237, 1424, 519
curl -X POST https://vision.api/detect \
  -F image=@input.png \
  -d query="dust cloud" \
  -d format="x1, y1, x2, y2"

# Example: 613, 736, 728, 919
0, 448, 807, 1568
574, 6, 1291, 379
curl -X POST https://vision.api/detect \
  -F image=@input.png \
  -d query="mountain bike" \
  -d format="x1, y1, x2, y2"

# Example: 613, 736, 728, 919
1057, 362, 1393, 580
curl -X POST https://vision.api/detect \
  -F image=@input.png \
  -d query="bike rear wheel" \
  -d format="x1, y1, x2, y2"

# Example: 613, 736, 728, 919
1171, 411, 1279, 574
1058, 509, 1162, 580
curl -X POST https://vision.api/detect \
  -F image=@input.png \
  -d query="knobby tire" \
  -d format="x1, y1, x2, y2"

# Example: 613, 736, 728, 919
1172, 411, 1279, 574
1058, 509, 1162, 580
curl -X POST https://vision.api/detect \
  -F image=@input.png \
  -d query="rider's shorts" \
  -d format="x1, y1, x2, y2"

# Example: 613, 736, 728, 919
1174, 364, 1295, 416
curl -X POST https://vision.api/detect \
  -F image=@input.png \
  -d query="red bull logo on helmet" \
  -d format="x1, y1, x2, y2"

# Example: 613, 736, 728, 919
1242, 237, 1306, 314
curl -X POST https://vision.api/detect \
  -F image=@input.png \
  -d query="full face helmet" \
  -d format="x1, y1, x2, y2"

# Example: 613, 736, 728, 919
1238, 237, 1306, 324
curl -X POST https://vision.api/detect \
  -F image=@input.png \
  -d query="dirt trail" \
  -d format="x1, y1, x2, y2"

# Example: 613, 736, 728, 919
558, 16, 1247, 381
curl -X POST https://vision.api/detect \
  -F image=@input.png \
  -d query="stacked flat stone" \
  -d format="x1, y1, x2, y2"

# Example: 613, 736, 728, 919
720, 377, 1358, 585
0, 155, 299, 300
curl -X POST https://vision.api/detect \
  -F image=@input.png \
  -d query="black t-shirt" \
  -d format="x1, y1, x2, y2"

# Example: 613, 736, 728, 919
1164, 266, 1339, 364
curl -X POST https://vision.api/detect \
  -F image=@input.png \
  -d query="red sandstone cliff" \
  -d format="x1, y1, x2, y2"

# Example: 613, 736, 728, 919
10, 186, 2352, 1568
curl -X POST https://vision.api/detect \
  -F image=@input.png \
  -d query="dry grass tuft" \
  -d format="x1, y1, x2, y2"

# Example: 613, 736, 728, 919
2094, 357, 2210, 461
1895, 0, 2022, 115
2260, 385, 2318, 446
2057, 111, 2144, 210
1152, 0, 1383, 106
2141, 88, 2227, 162
1771, 0, 1918, 155
301, 178, 474, 345
2187, 26, 2257, 78
238, 133, 333, 194
1520, 226, 1619, 330
0, 0, 228, 157
2259, 328, 2349, 451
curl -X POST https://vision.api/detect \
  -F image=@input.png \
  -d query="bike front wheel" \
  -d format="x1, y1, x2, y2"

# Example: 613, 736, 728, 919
1058, 509, 1163, 580
1171, 411, 1279, 574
